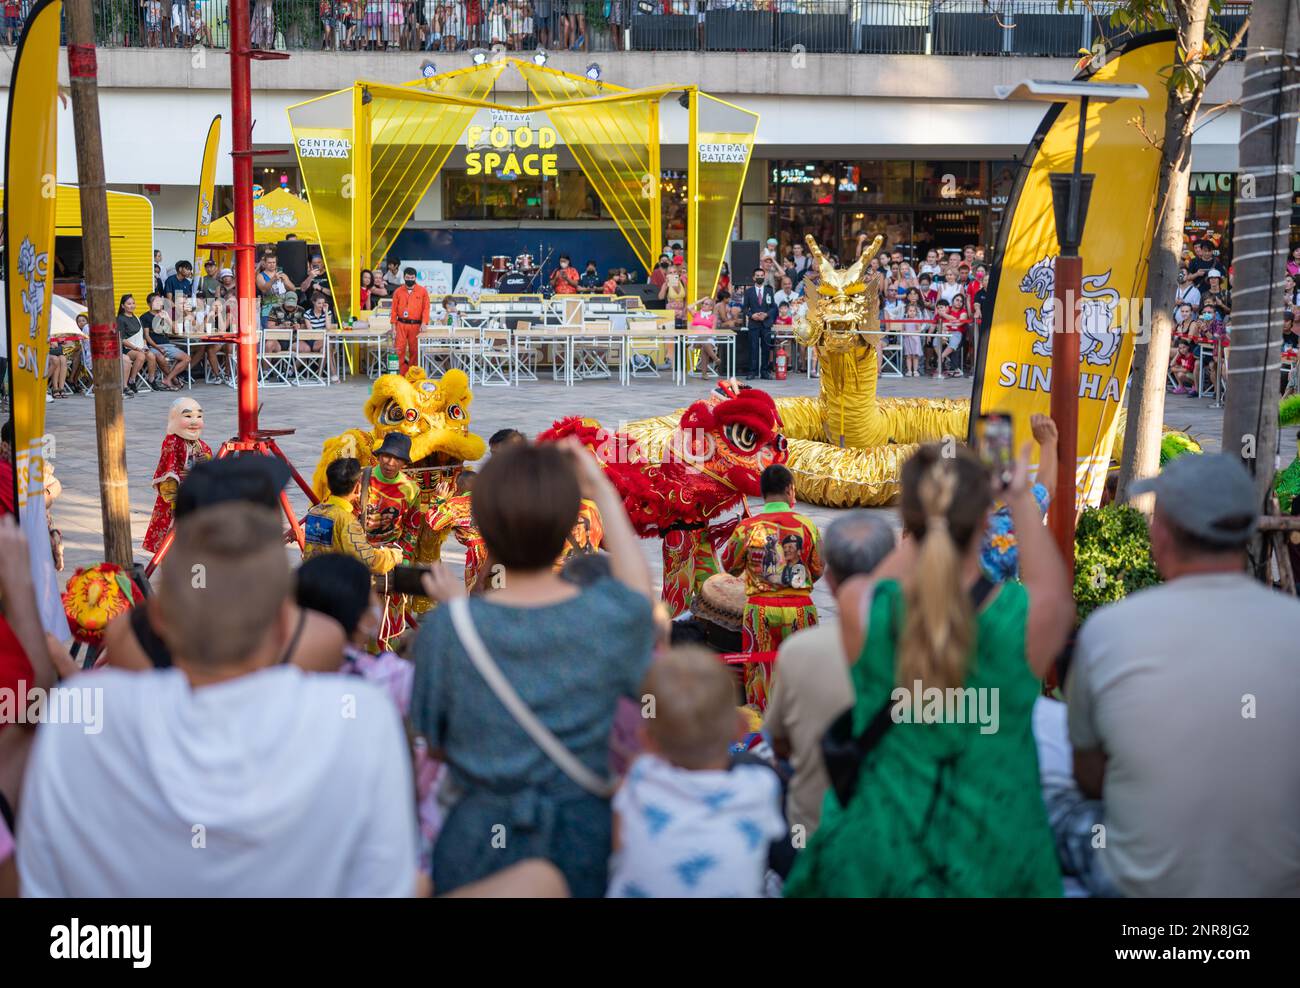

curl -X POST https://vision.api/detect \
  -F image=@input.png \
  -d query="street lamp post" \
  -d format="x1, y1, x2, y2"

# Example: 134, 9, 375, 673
995, 79, 1147, 573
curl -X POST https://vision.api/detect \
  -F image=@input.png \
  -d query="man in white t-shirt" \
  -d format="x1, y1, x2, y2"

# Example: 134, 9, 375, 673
1068, 454, 1300, 897
18, 502, 418, 897
765, 512, 895, 837
773, 275, 799, 312
1174, 267, 1202, 309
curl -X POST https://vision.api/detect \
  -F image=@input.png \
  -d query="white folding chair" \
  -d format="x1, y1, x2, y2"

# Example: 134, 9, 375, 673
512, 320, 540, 382
477, 328, 515, 386
574, 320, 614, 380
419, 328, 456, 377
122, 329, 157, 392
259, 329, 296, 388
295, 327, 330, 387
625, 318, 663, 380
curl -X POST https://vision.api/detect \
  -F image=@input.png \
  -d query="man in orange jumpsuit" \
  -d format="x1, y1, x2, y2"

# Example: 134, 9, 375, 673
389, 266, 430, 375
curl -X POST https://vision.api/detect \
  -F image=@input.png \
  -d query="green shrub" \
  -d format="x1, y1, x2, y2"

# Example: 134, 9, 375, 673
1072, 504, 1162, 623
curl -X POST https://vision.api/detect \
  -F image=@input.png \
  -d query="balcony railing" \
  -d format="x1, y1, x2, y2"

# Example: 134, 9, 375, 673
11, 0, 1250, 58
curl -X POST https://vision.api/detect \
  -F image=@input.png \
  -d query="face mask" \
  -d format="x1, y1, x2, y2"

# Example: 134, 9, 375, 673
404, 278, 416, 287
1200, 312, 1214, 321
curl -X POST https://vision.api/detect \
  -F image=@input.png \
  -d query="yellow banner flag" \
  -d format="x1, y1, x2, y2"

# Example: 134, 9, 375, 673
288, 89, 357, 318
194, 114, 221, 263
4, 0, 65, 633
971, 36, 1174, 507
689, 92, 758, 305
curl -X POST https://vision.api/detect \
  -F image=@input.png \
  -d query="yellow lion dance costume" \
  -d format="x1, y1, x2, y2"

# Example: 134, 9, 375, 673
313, 366, 487, 572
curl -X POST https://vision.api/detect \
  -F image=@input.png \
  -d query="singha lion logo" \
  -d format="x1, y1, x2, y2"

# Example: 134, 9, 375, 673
1021, 255, 1123, 367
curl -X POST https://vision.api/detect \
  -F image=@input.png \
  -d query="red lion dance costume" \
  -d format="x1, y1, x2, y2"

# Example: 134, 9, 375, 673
538, 380, 787, 616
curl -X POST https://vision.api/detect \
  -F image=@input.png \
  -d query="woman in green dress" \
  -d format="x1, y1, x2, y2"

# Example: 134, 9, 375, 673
785, 443, 1074, 897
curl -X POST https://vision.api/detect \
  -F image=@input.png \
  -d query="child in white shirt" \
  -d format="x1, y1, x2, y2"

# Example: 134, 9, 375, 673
607, 647, 785, 898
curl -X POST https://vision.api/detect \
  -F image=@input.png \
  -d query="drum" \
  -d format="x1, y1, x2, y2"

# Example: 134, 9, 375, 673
691, 573, 745, 653
491, 255, 510, 272
482, 269, 499, 288
515, 253, 534, 271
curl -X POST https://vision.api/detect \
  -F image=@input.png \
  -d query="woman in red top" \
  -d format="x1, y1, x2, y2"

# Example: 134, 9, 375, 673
550, 255, 580, 295
359, 269, 373, 311
937, 292, 970, 378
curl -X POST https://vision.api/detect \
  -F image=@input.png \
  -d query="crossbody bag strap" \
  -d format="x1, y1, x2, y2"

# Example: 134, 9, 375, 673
447, 597, 616, 800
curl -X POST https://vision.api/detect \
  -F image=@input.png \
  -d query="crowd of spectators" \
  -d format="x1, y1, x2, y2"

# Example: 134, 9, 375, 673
708, 237, 988, 378
2, 411, 1296, 898
1171, 237, 1299, 399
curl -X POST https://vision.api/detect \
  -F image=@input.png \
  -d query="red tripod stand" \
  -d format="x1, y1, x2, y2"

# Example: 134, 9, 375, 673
145, 0, 315, 577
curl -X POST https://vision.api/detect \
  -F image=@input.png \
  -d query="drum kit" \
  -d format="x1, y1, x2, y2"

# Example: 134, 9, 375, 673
479, 245, 556, 292
483, 251, 540, 289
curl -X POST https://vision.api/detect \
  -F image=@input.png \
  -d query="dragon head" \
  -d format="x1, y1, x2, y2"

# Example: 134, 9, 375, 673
796, 233, 883, 353
667, 380, 787, 497
364, 367, 486, 468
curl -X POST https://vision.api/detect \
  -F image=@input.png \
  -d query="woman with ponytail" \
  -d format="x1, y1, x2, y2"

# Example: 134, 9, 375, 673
785, 441, 1074, 898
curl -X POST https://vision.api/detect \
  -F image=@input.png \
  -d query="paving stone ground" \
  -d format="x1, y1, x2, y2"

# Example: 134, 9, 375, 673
39, 369, 1227, 620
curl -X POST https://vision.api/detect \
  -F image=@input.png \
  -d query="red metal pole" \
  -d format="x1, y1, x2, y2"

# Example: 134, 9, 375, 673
1049, 254, 1081, 578
229, 0, 258, 441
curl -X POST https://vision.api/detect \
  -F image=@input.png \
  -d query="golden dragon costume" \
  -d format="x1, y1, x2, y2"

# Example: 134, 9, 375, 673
626, 235, 970, 507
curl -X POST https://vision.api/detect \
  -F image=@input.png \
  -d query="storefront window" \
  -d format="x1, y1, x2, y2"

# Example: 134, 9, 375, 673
776, 161, 837, 205
1184, 172, 1235, 258
914, 161, 986, 206
662, 170, 688, 248
776, 205, 836, 258
255, 165, 302, 197
838, 161, 913, 205
988, 159, 1020, 245
913, 208, 986, 258
840, 211, 912, 260
757, 158, 998, 261
442, 171, 611, 221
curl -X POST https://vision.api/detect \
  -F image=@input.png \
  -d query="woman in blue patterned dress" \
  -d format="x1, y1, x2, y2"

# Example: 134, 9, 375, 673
411, 440, 655, 897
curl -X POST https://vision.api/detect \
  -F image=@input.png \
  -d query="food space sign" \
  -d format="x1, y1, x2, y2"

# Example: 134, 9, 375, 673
465, 110, 559, 179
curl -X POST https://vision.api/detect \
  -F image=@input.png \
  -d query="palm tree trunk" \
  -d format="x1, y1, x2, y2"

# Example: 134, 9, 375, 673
1221, 0, 1300, 578
1117, 87, 1198, 505
1117, 4, 1210, 505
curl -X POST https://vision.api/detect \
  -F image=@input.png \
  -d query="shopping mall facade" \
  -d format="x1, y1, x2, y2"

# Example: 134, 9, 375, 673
0, 37, 1277, 279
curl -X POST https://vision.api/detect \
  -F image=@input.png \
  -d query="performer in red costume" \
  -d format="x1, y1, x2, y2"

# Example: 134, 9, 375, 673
143, 397, 212, 553
538, 380, 787, 616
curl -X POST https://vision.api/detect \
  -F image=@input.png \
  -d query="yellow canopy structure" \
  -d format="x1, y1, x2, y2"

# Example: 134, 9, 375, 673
197, 187, 319, 247
287, 60, 759, 319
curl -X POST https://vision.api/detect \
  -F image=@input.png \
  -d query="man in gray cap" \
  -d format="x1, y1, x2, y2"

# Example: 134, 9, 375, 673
765, 511, 896, 839
1067, 454, 1300, 897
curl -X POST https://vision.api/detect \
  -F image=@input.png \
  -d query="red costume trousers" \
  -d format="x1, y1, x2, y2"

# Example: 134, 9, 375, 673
394, 322, 421, 375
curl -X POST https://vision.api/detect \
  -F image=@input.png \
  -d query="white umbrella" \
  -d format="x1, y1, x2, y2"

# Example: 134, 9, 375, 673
50, 295, 88, 338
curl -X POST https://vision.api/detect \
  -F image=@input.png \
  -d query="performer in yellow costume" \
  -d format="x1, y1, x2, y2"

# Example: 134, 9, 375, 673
721, 463, 823, 708
303, 456, 404, 575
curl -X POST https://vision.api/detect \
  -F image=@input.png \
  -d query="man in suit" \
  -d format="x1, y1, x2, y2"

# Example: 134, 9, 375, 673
741, 267, 777, 379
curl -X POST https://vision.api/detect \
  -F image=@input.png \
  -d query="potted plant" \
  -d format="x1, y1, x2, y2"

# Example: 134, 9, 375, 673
1072, 504, 1162, 623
